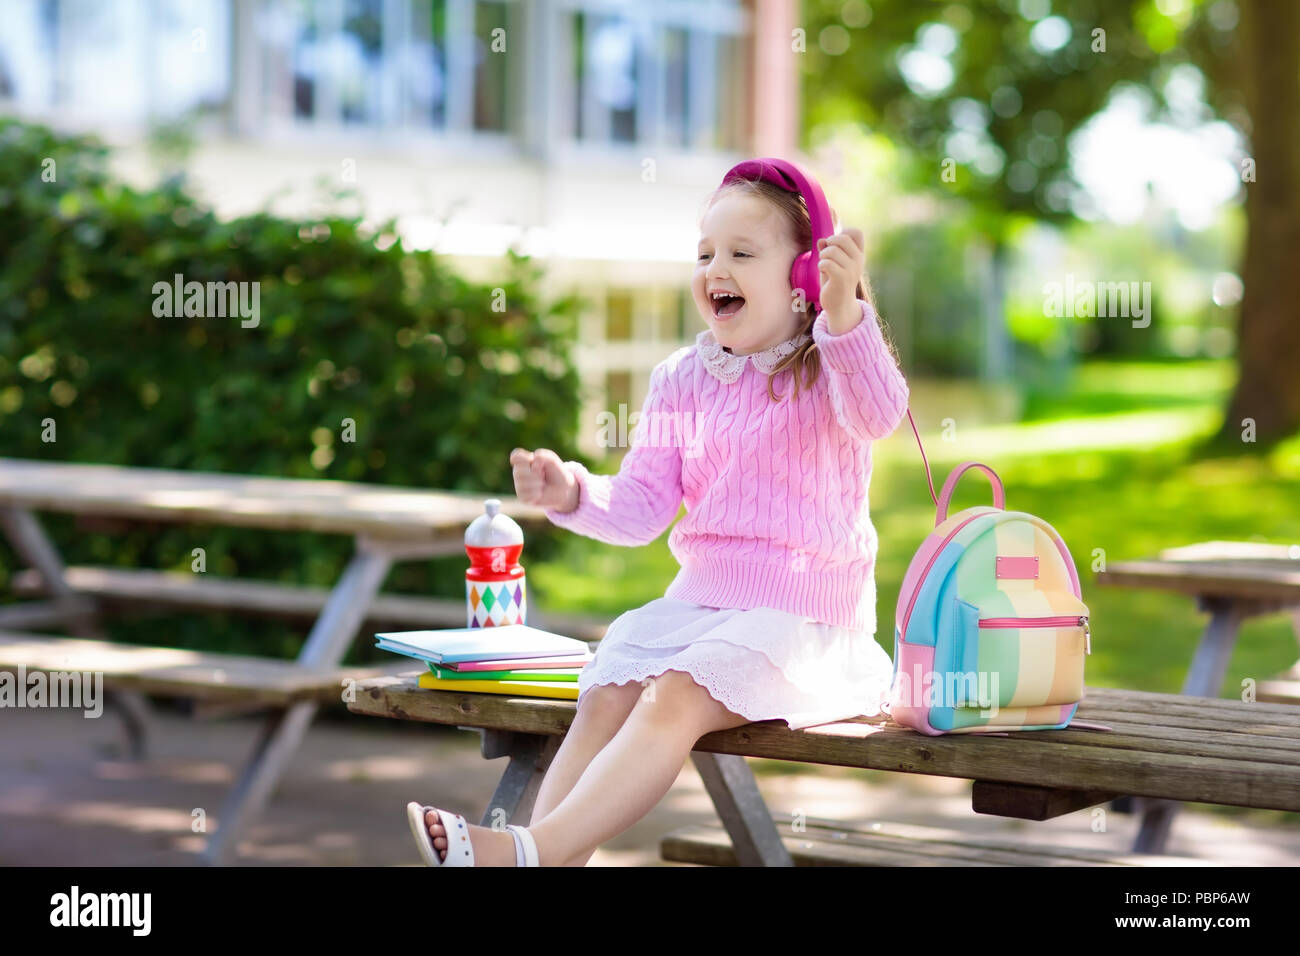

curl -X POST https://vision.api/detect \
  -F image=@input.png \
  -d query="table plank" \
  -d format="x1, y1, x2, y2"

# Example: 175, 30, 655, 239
10, 566, 611, 642
0, 631, 415, 705
1157, 541, 1300, 562
0, 458, 549, 540
662, 817, 1217, 867
1067, 706, 1300, 739
346, 676, 1300, 813
1082, 683, 1300, 715
1095, 540, 1300, 602
1079, 687, 1300, 728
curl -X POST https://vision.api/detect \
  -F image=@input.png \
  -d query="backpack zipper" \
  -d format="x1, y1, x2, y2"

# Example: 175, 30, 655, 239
978, 615, 1090, 654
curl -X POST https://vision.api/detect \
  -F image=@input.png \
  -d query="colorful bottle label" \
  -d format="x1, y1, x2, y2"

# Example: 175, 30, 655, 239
465, 543, 526, 627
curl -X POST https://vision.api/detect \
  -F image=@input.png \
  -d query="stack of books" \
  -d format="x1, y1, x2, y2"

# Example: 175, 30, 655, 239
374, 624, 594, 700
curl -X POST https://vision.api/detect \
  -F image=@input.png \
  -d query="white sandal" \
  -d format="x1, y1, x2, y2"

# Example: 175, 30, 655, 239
508, 823, 540, 867
406, 802, 540, 866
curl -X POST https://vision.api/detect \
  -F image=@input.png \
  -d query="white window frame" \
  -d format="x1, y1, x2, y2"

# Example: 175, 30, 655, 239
553, 0, 749, 155
252, 0, 519, 157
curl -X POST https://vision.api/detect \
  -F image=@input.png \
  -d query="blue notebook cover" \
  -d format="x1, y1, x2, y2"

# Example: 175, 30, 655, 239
374, 624, 590, 664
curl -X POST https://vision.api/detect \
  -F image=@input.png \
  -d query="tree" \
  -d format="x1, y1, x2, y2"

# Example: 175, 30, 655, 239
799, 0, 1298, 449
1214, 1, 1300, 450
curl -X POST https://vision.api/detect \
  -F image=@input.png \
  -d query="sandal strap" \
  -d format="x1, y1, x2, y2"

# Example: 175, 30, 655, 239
442, 810, 473, 864
506, 824, 540, 866
411, 803, 474, 865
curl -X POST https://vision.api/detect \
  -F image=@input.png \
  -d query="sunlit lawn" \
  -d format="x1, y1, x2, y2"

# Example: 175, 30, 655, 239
528, 358, 1300, 823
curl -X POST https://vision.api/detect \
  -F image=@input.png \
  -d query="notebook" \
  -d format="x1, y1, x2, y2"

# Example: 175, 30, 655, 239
445, 654, 592, 671
418, 671, 580, 700
374, 624, 591, 664
428, 664, 581, 682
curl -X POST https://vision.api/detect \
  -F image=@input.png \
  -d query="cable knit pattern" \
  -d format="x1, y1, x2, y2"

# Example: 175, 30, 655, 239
544, 298, 908, 634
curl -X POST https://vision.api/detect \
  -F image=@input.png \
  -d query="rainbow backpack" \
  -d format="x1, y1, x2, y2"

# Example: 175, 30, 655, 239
884, 412, 1094, 735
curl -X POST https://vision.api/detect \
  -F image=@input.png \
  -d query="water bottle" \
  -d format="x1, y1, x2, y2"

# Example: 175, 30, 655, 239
464, 498, 526, 628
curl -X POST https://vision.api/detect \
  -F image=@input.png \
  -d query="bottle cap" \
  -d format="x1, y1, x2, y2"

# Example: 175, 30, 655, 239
464, 498, 524, 547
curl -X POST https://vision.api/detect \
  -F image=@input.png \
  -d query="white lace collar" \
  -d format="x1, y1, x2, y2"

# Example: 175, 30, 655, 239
695, 328, 812, 384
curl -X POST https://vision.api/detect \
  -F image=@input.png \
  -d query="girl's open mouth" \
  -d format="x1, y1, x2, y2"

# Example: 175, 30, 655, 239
711, 293, 745, 320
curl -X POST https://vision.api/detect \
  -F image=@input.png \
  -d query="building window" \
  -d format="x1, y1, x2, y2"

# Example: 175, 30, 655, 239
605, 370, 632, 418
405, 0, 447, 127
0, 0, 229, 123
606, 290, 633, 341
563, 2, 748, 150
339, 0, 384, 124
261, 0, 513, 135
268, 0, 388, 124
288, 1, 323, 119
472, 0, 509, 131
571, 10, 638, 144
570, 10, 584, 139
660, 27, 689, 148
0, 0, 58, 110
274, 0, 395, 126
714, 31, 749, 151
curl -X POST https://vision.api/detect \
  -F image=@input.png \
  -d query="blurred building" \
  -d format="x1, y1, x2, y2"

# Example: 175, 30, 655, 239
0, 0, 802, 456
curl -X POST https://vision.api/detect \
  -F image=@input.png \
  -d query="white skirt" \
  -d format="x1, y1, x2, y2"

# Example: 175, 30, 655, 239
577, 597, 894, 731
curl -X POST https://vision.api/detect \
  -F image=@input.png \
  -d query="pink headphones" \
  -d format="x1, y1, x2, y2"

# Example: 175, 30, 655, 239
720, 157, 836, 312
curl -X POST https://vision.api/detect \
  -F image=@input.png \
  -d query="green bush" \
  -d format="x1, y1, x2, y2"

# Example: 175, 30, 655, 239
0, 118, 588, 660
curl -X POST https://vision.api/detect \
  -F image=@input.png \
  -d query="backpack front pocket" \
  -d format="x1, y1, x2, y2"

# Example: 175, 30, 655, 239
950, 593, 1089, 709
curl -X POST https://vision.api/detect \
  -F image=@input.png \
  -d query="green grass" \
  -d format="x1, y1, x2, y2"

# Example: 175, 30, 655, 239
1018, 358, 1236, 422
526, 358, 1300, 826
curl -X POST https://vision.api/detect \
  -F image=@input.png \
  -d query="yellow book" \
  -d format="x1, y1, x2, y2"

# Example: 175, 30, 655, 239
417, 671, 579, 700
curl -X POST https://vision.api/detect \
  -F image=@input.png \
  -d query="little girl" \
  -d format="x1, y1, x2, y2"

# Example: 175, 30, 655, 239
410, 162, 909, 867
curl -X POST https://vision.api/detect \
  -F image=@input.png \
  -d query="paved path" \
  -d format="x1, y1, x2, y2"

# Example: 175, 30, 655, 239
2, 704, 1297, 866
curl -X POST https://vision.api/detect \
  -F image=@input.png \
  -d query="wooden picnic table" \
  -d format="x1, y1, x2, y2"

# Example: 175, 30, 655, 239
0, 456, 554, 865
347, 675, 1300, 866
1094, 539, 1300, 854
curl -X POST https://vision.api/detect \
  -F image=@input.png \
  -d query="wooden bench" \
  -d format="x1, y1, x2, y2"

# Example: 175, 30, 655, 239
0, 457, 580, 864
346, 678, 1300, 866
0, 629, 404, 715
9, 566, 610, 642
1094, 539, 1300, 850
660, 814, 1216, 867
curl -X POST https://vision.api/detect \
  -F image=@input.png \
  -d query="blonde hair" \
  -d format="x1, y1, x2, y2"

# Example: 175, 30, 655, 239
705, 175, 898, 403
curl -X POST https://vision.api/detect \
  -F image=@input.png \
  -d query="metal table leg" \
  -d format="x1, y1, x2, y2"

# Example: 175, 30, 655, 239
0, 505, 152, 758
475, 728, 562, 828
1133, 596, 1245, 854
200, 542, 395, 865
0, 507, 103, 637
690, 752, 794, 866
468, 731, 790, 866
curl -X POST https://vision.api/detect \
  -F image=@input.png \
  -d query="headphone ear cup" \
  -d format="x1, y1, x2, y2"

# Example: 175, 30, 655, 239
791, 252, 818, 311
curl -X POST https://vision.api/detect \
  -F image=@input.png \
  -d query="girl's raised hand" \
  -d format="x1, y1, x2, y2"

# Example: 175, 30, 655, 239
510, 447, 579, 513
817, 227, 866, 333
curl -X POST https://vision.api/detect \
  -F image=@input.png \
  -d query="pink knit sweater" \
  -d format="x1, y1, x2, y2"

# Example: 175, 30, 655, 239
544, 298, 910, 633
